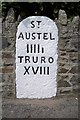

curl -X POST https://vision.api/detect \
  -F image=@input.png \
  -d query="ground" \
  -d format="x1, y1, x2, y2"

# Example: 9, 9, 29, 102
2, 94, 79, 118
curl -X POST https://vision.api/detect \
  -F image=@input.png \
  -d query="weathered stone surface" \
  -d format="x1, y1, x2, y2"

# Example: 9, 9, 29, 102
69, 66, 78, 74
67, 17, 79, 38
67, 26, 73, 38
78, 64, 80, 73
57, 75, 69, 82
58, 80, 71, 87
66, 45, 78, 52
78, 40, 80, 52
58, 25, 68, 38
73, 85, 78, 93
0, 18, 2, 51
66, 16, 79, 54
2, 73, 15, 83
58, 10, 67, 25
72, 16, 79, 34
58, 87, 72, 94
0, 18, 2, 33
58, 63, 65, 67
71, 35, 78, 42
59, 32, 67, 38
0, 51, 2, 58
0, 66, 14, 73
58, 68, 69, 73
0, 74, 2, 83
58, 47, 66, 51
3, 58, 15, 66
60, 52, 66, 56
2, 90, 15, 98
2, 8, 16, 50
70, 75, 78, 85
17, 15, 22, 23
2, 84, 15, 98
58, 39, 66, 51
0, 83, 2, 93
2, 36, 9, 49
2, 22, 6, 38
0, 58, 3, 67
2, 51, 15, 58
58, 56, 68, 62
72, 42, 78, 51
69, 52, 78, 63
6, 8, 15, 23
78, 75, 80, 83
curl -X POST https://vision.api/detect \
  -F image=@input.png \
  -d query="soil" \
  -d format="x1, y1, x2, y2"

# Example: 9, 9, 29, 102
2, 95, 79, 118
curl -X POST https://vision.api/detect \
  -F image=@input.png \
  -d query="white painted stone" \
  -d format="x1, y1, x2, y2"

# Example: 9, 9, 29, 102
16, 16, 58, 98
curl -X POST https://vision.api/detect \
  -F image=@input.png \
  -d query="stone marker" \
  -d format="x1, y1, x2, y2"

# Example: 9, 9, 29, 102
16, 16, 58, 98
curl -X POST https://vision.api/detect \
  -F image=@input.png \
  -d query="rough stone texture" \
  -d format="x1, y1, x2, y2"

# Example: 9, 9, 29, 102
57, 9, 79, 95
1, 8, 79, 99
58, 80, 71, 87
58, 10, 67, 25
1, 8, 16, 100
69, 65, 78, 74
2, 8, 16, 51
0, 18, 2, 51
2, 83, 15, 98
0, 18, 2, 119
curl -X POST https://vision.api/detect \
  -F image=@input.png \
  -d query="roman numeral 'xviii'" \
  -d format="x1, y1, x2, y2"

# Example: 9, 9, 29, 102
24, 66, 50, 75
